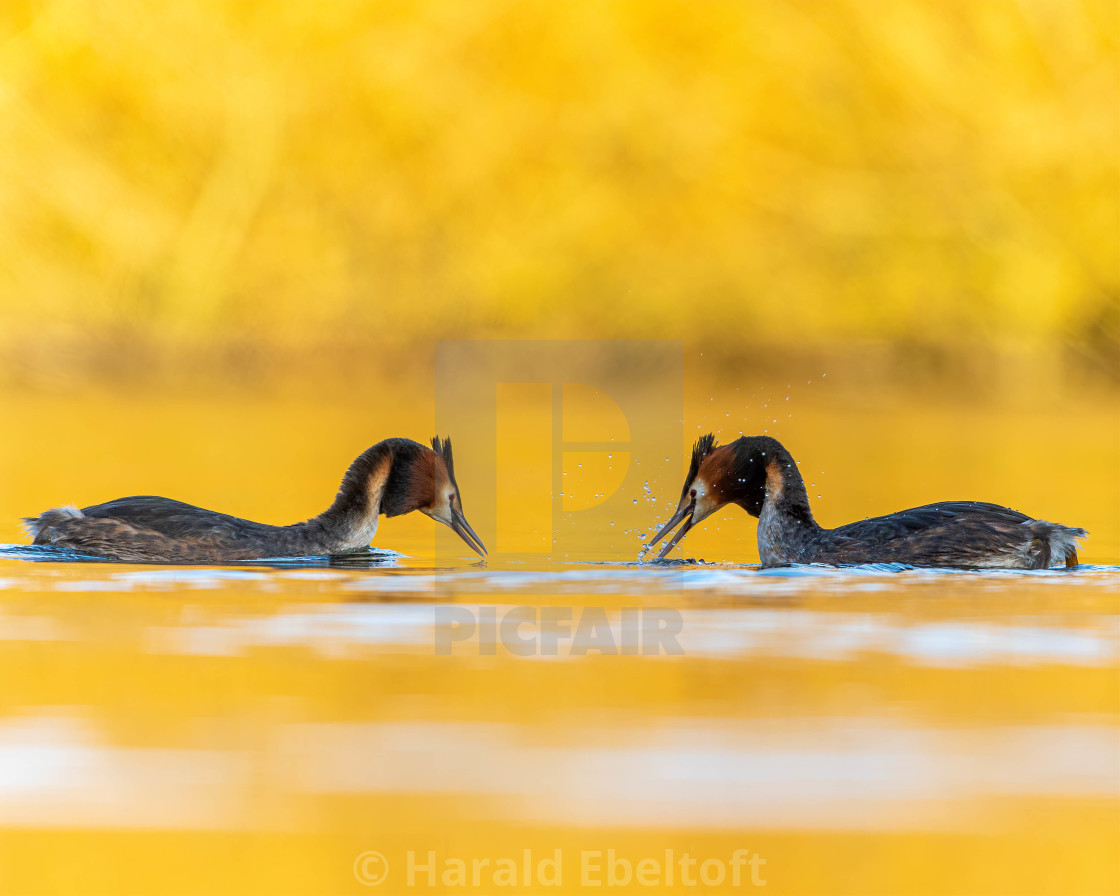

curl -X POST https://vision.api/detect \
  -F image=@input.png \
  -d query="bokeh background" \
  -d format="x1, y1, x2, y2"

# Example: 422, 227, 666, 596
0, 0, 1116, 393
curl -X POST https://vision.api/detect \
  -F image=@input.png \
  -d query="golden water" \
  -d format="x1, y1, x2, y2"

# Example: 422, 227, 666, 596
0, 391, 1116, 894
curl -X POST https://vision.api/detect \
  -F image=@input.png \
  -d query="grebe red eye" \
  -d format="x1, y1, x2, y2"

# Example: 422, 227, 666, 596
690, 489, 697, 499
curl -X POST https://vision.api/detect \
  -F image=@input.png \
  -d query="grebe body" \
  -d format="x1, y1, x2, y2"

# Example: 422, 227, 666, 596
24, 437, 485, 563
649, 435, 1086, 569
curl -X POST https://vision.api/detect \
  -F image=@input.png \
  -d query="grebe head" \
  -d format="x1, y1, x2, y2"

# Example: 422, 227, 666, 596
424, 436, 487, 557
381, 437, 486, 557
646, 434, 775, 559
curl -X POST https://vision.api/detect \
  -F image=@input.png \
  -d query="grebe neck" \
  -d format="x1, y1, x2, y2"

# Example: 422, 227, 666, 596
759, 445, 816, 525
313, 442, 396, 552
755, 454, 822, 565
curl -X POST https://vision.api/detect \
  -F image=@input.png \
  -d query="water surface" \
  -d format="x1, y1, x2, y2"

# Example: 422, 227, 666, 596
0, 547, 1115, 895
1, 395, 1116, 893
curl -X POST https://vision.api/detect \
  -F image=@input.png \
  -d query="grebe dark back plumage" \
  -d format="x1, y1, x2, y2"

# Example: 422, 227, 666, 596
24, 437, 486, 563
648, 434, 1086, 569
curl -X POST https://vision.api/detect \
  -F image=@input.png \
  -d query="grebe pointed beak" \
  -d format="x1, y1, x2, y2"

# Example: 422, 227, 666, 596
451, 506, 487, 557
656, 514, 694, 559
647, 499, 695, 559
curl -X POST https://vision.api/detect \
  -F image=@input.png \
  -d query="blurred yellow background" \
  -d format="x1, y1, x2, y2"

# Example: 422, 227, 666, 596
0, 0, 1116, 396
0, 8, 1118, 895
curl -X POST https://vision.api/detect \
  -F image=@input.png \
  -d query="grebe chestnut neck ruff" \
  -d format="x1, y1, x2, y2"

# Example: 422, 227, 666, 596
24, 437, 486, 563
648, 434, 1086, 569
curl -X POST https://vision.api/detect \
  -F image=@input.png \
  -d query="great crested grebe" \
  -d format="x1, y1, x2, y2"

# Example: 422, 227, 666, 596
648, 434, 1086, 569
24, 437, 486, 563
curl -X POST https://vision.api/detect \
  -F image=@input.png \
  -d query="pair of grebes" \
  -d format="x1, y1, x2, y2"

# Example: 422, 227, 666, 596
25, 434, 1086, 569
